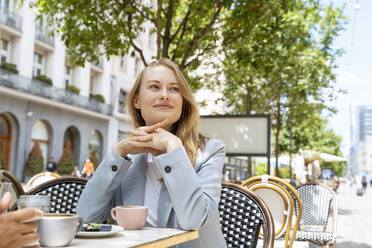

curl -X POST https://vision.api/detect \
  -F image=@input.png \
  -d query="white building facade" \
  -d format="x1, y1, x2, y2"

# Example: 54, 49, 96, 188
0, 0, 156, 180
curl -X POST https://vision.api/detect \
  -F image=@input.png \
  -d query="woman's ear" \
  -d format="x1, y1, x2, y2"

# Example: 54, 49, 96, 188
134, 96, 140, 109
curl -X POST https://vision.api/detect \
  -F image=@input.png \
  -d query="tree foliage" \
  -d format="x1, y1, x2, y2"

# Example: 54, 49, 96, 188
24, 142, 44, 177
57, 141, 75, 175
89, 149, 100, 170
216, 0, 346, 176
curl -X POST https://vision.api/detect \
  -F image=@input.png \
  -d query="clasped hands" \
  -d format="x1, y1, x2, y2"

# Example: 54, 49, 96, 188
114, 119, 183, 158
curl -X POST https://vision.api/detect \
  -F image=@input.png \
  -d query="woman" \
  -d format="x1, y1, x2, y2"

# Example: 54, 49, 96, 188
77, 58, 227, 247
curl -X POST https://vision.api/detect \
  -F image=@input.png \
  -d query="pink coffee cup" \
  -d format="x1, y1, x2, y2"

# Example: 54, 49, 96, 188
111, 206, 148, 230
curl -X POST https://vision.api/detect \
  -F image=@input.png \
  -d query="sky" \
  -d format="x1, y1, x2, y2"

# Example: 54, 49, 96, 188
325, 0, 372, 156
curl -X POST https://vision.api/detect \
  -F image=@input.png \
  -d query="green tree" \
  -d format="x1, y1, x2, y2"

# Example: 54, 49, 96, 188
89, 149, 100, 170
24, 142, 44, 177
57, 141, 75, 175
217, 0, 345, 176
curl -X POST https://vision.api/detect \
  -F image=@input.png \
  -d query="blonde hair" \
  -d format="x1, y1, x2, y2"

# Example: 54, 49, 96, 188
127, 58, 206, 166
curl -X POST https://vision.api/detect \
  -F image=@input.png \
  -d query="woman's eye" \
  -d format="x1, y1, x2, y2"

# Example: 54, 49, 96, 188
170, 87, 179, 92
149, 84, 159, 89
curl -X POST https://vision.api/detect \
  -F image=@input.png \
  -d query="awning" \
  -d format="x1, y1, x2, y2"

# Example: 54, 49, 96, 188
319, 153, 347, 162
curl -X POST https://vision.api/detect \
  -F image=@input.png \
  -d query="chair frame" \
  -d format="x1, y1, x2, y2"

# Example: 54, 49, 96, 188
221, 182, 275, 248
242, 175, 303, 248
295, 183, 337, 248
27, 177, 88, 214
248, 182, 294, 241
1, 170, 25, 196
25, 171, 61, 192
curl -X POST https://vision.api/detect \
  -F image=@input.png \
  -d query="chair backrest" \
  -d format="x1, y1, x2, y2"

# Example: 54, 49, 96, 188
219, 182, 274, 248
25, 172, 61, 192
1, 170, 25, 210
27, 177, 88, 214
296, 183, 337, 228
242, 175, 303, 248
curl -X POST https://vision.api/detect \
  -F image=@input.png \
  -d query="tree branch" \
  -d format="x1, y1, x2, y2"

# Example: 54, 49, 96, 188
128, 0, 156, 24
156, 0, 162, 59
170, 9, 190, 43
180, 8, 221, 70
162, 0, 174, 58
127, 14, 148, 66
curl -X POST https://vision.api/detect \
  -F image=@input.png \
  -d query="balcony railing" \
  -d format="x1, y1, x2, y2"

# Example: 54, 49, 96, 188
35, 24, 55, 47
0, 7, 23, 32
0, 68, 113, 116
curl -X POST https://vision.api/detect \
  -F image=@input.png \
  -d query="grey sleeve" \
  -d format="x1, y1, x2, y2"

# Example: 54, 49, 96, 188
76, 151, 131, 222
154, 139, 225, 230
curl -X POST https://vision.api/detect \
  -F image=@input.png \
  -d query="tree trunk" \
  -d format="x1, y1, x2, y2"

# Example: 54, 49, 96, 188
156, 0, 162, 59
245, 82, 253, 178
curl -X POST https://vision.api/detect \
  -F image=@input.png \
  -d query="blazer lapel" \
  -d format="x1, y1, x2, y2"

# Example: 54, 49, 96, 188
122, 154, 147, 206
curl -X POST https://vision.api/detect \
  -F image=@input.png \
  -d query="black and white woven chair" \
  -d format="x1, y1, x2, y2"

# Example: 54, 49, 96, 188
219, 182, 275, 248
295, 183, 337, 248
27, 177, 88, 214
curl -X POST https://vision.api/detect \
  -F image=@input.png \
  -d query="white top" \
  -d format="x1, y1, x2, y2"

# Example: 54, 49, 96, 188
144, 153, 163, 227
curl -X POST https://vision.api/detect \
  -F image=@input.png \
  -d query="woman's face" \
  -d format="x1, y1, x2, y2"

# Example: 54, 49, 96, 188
134, 65, 183, 130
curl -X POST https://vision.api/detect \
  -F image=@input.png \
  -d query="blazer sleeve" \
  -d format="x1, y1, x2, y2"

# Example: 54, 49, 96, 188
76, 151, 131, 222
154, 139, 225, 230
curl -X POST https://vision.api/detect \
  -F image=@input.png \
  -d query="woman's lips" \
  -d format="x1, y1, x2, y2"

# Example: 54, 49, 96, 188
153, 103, 173, 109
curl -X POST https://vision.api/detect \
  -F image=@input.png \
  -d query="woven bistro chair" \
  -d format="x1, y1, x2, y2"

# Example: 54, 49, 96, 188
242, 175, 303, 248
219, 182, 275, 248
27, 177, 88, 214
1, 170, 25, 210
294, 183, 337, 248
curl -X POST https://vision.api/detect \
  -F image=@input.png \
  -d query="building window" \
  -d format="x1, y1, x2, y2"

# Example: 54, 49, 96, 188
64, 65, 72, 87
135, 57, 142, 76
118, 90, 127, 113
33, 53, 44, 77
119, 56, 127, 70
31, 120, 50, 167
89, 73, 96, 95
1, 39, 10, 64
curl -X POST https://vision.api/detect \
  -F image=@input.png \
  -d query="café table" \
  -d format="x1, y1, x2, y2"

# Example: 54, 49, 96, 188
57, 227, 199, 248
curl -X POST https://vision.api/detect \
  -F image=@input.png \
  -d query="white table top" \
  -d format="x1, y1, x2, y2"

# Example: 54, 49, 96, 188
64, 227, 199, 248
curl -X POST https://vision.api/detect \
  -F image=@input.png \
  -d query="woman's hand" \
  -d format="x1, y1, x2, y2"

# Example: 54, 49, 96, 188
127, 121, 183, 155
0, 193, 43, 248
113, 119, 169, 157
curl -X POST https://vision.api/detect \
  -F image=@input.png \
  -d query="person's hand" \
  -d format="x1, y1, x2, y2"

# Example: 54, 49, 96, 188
113, 119, 169, 157
127, 122, 183, 156
0, 192, 43, 248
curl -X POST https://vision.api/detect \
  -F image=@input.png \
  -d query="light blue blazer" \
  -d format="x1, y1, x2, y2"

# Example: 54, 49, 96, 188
76, 139, 227, 248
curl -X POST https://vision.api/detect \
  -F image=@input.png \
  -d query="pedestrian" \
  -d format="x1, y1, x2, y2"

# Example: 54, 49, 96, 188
81, 158, 94, 179
71, 166, 81, 177
362, 172, 368, 194
77, 58, 227, 247
0, 192, 43, 248
46, 156, 57, 173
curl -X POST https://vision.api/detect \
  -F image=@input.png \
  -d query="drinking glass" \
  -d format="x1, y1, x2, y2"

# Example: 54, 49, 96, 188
17, 195, 51, 213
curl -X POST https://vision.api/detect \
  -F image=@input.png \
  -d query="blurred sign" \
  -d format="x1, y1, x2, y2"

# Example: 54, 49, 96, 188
200, 115, 270, 156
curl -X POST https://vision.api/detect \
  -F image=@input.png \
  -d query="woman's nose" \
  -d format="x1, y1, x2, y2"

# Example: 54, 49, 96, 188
160, 88, 169, 100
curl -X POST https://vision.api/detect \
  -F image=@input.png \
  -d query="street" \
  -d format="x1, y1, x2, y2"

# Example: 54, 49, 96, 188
335, 181, 372, 248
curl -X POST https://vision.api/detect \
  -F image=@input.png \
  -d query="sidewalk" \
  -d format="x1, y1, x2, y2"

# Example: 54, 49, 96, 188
335, 181, 372, 248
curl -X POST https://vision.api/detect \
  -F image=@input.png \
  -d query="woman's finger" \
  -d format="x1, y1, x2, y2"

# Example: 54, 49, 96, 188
141, 119, 169, 133
127, 129, 150, 137
131, 135, 153, 142
12, 232, 39, 248
0, 192, 11, 213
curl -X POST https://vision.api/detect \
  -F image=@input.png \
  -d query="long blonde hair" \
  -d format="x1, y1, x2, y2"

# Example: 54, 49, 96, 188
127, 58, 206, 166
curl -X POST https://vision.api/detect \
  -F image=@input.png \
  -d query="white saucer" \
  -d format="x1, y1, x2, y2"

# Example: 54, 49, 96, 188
76, 225, 123, 238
